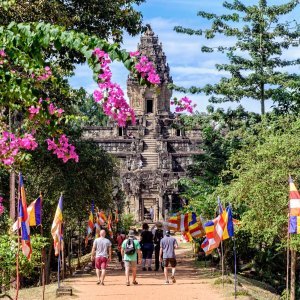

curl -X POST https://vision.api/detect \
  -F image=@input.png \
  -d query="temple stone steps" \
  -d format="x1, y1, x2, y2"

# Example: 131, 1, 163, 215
142, 152, 158, 169
143, 139, 156, 152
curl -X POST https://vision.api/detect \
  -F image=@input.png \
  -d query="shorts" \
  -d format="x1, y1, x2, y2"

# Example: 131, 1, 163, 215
95, 256, 108, 270
124, 261, 137, 270
163, 258, 177, 268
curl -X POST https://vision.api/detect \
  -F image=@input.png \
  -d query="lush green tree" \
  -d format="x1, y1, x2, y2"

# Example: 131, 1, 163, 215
208, 115, 300, 293
0, 0, 145, 43
179, 106, 260, 216
174, 0, 300, 114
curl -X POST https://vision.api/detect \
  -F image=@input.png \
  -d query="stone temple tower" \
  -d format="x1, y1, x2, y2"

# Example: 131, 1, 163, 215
83, 26, 202, 223
127, 25, 173, 116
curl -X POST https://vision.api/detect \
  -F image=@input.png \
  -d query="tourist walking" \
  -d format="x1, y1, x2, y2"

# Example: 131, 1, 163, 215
116, 231, 126, 270
91, 229, 112, 285
160, 230, 178, 284
153, 222, 164, 271
140, 223, 154, 271
121, 230, 142, 286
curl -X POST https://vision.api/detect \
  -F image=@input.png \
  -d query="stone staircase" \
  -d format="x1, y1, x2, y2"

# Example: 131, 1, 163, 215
142, 138, 158, 170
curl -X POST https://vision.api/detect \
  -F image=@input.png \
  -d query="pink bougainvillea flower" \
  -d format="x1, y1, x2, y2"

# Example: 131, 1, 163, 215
171, 96, 196, 114
46, 134, 79, 163
129, 51, 140, 57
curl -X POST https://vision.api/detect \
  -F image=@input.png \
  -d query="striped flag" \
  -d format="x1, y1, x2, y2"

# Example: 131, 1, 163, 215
51, 195, 63, 256
289, 176, 300, 234
13, 196, 42, 231
179, 212, 192, 232
166, 214, 180, 230
222, 206, 234, 240
18, 173, 32, 260
201, 210, 227, 255
98, 210, 107, 224
107, 213, 113, 238
188, 214, 205, 239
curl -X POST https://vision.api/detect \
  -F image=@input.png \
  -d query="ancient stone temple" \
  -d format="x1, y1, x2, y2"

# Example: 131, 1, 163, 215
83, 26, 202, 222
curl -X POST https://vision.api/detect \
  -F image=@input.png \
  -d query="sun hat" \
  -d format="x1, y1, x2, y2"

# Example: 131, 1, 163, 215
128, 230, 135, 237
156, 222, 163, 228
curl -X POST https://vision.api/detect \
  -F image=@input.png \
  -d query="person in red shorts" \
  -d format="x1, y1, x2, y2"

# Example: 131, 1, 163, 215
91, 229, 112, 285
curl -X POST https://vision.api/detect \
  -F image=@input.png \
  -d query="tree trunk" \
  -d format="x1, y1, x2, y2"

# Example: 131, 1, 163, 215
260, 82, 265, 115
290, 249, 296, 300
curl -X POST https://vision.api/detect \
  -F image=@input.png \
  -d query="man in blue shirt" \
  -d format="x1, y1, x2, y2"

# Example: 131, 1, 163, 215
159, 230, 178, 284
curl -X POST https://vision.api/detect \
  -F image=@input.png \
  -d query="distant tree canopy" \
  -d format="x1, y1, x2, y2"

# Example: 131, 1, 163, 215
174, 0, 300, 114
0, 0, 145, 43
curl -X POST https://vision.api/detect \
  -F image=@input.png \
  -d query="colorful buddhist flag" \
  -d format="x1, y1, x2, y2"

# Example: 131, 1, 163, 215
18, 173, 32, 260
222, 206, 234, 241
28, 196, 42, 226
289, 176, 300, 234
12, 196, 42, 231
201, 205, 227, 255
51, 195, 63, 256
179, 212, 192, 233
107, 213, 113, 238
188, 215, 205, 239
166, 214, 180, 230
98, 210, 107, 224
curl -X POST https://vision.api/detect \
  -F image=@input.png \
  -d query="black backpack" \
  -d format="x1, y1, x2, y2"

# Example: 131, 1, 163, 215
125, 238, 136, 255
154, 229, 164, 244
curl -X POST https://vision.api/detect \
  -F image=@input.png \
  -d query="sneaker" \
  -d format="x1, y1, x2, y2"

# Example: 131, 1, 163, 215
148, 267, 152, 271
164, 281, 169, 285
96, 281, 100, 285
171, 276, 176, 283
101, 282, 105, 285
126, 282, 130, 286
142, 267, 147, 271
132, 281, 138, 285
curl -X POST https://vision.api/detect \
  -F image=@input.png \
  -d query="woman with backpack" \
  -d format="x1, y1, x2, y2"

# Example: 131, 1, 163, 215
140, 223, 154, 271
121, 230, 142, 286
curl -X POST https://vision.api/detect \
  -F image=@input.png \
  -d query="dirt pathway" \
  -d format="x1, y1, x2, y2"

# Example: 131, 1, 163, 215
62, 243, 226, 300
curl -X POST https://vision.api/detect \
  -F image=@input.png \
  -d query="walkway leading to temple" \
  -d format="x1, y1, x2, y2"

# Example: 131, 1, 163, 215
59, 243, 225, 300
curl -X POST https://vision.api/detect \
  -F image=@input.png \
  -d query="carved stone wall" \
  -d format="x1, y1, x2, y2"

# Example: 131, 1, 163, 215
83, 27, 202, 222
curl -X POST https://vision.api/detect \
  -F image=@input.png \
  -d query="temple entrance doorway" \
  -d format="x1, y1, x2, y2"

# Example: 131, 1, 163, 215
143, 198, 156, 221
146, 99, 153, 113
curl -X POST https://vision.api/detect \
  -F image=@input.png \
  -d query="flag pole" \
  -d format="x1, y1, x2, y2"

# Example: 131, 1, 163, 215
286, 232, 290, 298
15, 173, 21, 300
220, 239, 224, 288
233, 237, 237, 299
40, 192, 45, 300
218, 196, 224, 288
58, 248, 61, 289
287, 175, 291, 297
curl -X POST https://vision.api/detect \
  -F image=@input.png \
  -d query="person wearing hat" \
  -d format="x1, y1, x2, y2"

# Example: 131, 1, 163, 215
159, 230, 178, 284
121, 230, 142, 286
153, 222, 164, 271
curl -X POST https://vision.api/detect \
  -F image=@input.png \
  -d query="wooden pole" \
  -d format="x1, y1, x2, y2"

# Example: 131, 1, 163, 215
40, 193, 45, 300
220, 240, 224, 288
233, 237, 237, 299
286, 232, 290, 297
290, 249, 296, 300
15, 174, 20, 300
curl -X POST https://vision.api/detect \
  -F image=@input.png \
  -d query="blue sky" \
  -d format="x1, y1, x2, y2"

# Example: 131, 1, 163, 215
69, 0, 300, 114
